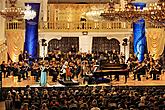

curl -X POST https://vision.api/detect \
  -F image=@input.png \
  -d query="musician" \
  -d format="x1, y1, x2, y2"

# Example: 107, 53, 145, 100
154, 60, 162, 80
19, 62, 26, 80
32, 62, 40, 82
70, 45, 76, 54
76, 51, 82, 59
1, 61, 7, 78
82, 60, 90, 84
98, 54, 106, 70
23, 51, 30, 63
18, 51, 24, 62
70, 62, 76, 79
133, 62, 146, 81
112, 50, 119, 63
60, 61, 67, 81
75, 60, 81, 80
119, 52, 125, 64
86, 51, 92, 61
49, 63, 58, 82
24, 62, 29, 79
66, 62, 72, 81
40, 62, 48, 86
12, 63, 21, 82
149, 61, 158, 80
6, 60, 12, 78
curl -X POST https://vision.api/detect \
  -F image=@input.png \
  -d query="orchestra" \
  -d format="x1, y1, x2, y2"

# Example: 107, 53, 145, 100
0, 49, 164, 84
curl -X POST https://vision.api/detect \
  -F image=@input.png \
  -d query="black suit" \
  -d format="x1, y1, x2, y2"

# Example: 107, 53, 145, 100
19, 54, 24, 62
1, 63, 6, 78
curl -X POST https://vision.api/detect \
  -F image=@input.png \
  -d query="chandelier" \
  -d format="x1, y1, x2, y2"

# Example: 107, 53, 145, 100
0, 0, 36, 20
101, 1, 165, 27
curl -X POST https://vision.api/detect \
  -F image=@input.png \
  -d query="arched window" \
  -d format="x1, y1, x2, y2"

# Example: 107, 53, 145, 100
48, 37, 79, 53
92, 37, 120, 53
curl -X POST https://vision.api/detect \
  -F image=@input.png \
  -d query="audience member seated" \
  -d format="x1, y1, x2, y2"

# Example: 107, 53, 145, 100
3, 86, 165, 110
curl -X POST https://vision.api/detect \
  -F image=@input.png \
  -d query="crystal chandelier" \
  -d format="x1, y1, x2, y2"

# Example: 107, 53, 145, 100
0, 0, 36, 20
101, 1, 165, 27
24, 4, 36, 20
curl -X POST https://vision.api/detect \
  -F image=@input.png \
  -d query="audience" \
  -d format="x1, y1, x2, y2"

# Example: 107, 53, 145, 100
3, 86, 165, 110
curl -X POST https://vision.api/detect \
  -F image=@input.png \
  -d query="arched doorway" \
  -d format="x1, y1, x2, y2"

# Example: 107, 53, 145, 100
92, 37, 120, 53
48, 37, 79, 53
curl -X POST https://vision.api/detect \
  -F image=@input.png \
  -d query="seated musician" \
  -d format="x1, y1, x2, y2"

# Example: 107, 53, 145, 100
49, 62, 58, 82
82, 60, 91, 84
133, 62, 146, 81
75, 60, 81, 80
12, 63, 21, 82
60, 61, 68, 81
19, 62, 26, 80
70, 61, 76, 79
66, 62, 72, 81
112, 50, 119, 64
5, 60, 12, 78
149, 61, 159, 80
32, 62, 40, 82
154, 60, 162, 80
24, 62, 30, 79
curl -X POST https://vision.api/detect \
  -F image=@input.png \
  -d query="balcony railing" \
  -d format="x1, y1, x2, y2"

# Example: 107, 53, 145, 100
39, 21, 132, 32
6, 21, 162, 31
6, 21, 133, 31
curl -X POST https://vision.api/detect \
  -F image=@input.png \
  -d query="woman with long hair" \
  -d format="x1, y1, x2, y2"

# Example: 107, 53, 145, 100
40, 61, 48, 86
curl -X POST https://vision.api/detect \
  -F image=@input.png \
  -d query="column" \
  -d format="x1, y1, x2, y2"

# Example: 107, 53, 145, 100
79, 35, 93, 53
0, 0, 5, 42
39, 39, 43, 57
120, 0, 127, 28
44, 41, 48, 57
42, 0, 48, 22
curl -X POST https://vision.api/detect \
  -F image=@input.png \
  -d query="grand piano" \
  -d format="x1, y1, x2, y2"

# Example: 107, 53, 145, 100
93, 60, 129, 83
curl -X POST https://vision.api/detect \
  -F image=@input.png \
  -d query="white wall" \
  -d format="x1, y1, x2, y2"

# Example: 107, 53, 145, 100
39, 31, 132, 61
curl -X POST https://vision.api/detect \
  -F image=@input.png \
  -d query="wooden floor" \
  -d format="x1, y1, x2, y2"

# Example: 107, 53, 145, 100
0, 102, 5, 110
2, 72, 165, 87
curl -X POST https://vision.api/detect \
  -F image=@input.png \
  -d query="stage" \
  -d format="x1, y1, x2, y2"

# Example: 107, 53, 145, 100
2, 72, 165, 87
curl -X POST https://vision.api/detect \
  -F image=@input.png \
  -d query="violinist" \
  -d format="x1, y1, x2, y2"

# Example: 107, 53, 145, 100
66, 62, 72, 81
133, 62, 146, 81
75, 60, 81, 80
32, 62, 40, 82
49, 62, 58, 82
24, 62, 29, 79
149, 61, 159, 80
6, 60, 12, 78
12, 63, 21, 82
19, 61, 26, 80
40, 61, 49, 86
70, 61, 76, 79
60, 61, 67, 81
154, 60, 162, 80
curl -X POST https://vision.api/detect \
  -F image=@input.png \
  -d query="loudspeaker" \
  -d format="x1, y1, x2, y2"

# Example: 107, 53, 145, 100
41, 39, 47, 46
122, 38, 128, 46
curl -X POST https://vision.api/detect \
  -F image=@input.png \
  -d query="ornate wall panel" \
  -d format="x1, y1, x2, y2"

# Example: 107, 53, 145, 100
48, 37, 79, 52
92, 37, 120, 53
47, 4, 106, 22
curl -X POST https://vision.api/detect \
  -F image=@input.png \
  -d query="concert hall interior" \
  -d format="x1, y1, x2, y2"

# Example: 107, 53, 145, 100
0, 0, 165, 109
